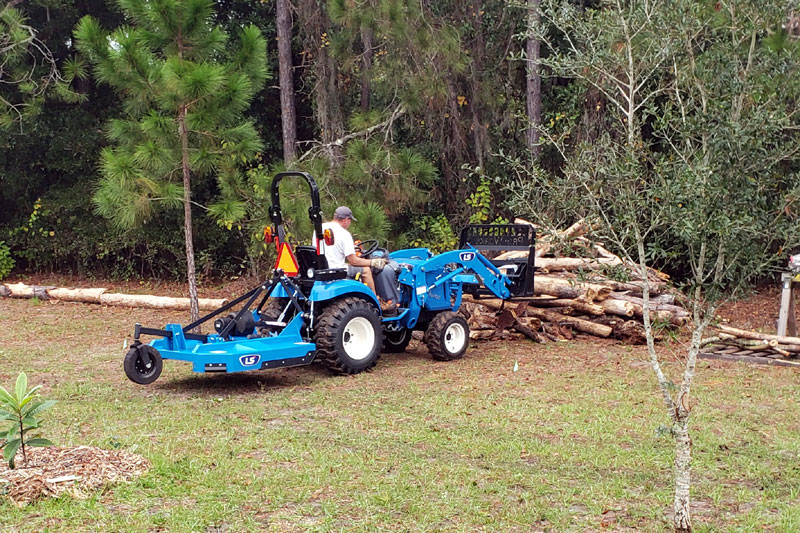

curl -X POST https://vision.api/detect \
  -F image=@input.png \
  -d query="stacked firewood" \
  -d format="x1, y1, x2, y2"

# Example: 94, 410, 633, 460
461, 219, 689, 345
701, 325, 800, 359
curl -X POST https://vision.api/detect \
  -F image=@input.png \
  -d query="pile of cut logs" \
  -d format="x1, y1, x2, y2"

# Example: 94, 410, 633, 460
701, 325, 800, 360
461, 219, 690, 345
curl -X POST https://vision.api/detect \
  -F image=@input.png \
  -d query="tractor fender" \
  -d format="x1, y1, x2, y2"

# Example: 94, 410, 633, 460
309, 279, 380, 308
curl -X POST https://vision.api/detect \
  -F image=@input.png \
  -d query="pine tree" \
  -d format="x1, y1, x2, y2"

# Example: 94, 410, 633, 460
276, 0, 297, 163
75, 0, 268, 323
0, 4, 85, 130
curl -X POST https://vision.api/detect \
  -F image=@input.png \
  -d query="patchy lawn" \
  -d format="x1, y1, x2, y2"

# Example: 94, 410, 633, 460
0, 295, 799, 532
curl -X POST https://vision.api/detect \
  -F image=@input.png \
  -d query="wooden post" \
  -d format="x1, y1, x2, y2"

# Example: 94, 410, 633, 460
777, 272, 797, 337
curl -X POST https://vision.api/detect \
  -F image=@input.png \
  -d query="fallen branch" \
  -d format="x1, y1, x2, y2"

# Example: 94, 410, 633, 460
536, 256, 623, 272
2, 283, 227, 310
297, 104, 405, 162
716, 325, 800, 346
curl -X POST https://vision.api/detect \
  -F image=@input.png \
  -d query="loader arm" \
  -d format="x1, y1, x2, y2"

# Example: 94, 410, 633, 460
409, 246, 512, 309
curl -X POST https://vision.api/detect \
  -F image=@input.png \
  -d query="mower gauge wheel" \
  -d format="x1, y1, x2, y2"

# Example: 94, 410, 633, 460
124, 345, 163, 385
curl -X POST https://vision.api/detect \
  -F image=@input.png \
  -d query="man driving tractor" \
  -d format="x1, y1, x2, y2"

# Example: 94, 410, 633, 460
318, 206, 398, 313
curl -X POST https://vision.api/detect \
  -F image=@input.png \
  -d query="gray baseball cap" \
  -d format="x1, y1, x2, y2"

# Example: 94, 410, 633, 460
334, 206, 357, 221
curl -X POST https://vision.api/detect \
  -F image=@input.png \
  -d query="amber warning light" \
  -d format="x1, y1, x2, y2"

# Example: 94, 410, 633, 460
323, 228, 334, 246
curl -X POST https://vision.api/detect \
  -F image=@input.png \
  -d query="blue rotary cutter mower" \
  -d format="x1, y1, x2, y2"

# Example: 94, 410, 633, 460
124, 171, 536, 385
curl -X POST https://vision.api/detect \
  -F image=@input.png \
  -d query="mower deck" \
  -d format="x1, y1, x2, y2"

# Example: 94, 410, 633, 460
149, 314, 316, 373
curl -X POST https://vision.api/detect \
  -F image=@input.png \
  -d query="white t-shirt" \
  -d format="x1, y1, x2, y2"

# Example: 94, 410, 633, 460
316, 221, 355, 269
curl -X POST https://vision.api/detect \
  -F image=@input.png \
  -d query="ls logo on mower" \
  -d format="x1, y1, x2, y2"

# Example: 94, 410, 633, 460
239, 354, 261, 366
459, 252, 475, 262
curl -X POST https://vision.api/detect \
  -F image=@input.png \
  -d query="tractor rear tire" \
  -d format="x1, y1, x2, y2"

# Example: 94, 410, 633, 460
124, 345, 163, 385
315, 297, 382, 374
383, 327, 413, 353
424, 311, 470, 361
261, 297, 291, 321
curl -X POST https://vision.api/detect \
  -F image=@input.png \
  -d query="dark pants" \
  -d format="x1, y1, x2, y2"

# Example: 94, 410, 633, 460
374, 264, 400, 304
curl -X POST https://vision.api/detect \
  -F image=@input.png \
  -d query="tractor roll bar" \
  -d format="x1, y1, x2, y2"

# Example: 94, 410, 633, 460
269, 171, 324, 245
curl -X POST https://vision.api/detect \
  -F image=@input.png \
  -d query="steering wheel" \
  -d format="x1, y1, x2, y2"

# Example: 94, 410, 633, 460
356, 239, 380, 258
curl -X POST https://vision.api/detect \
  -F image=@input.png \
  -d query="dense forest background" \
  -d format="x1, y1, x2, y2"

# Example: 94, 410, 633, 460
1, 0, 798, 284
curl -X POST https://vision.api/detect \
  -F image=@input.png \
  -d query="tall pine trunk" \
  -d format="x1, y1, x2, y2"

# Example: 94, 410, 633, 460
316, 45, 344, 164
178, 105, 200, 325
297, 0, 344, 165
360, 25, 373, 113
469, 0, 488, 170
526, 0, 542, 158
277, 0, 297, 163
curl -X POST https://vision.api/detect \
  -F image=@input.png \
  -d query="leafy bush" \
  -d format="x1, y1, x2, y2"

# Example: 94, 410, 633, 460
3, 190, 248, 280
0, 372, 56, 469
407, 215, 458, 254
0, 241, 13, 280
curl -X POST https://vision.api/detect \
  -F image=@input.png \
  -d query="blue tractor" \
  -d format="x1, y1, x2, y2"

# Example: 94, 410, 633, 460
123, 172, 536, 384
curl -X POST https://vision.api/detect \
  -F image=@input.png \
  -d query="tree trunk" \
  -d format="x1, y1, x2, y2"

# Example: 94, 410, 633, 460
535, 298, 605, 316
673, 416, 692, 532
525, 308, 612, 337
99, 293, 227, 310
534, 276, 612, 301
360, 25, 373, 113
469, 0, 488, 169
178, 105, 200, 325
296, 0, 345, 165
526, 0, 542, 158
536, 256, 623, 271
276, 0, 298, 163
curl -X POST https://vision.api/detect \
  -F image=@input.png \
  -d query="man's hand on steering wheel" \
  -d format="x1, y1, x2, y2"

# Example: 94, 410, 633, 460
355, 239, 380, 258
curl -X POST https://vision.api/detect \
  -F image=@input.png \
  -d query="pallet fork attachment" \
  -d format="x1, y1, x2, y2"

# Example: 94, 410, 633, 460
458, 224, 536, 297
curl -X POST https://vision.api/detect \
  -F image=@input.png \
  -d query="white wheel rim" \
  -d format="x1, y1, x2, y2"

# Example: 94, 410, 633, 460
443, 322, 466, 354
342, 317, 375, 361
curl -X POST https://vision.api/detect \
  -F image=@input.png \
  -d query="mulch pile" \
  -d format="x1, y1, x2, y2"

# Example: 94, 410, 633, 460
0, 446, 149, 507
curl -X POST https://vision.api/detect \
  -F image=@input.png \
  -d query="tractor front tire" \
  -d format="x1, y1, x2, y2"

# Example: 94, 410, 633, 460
424, 311, 470, 361
315, 297, 383, 374
383, 327, 413, 353
124, 344, 163, 385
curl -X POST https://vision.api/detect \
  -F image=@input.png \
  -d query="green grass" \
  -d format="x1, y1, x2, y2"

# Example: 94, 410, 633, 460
1, 298, 799, 531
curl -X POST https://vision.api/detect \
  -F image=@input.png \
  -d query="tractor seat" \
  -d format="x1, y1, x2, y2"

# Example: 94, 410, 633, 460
295, 245, 328, 272
294, 245, 348, 281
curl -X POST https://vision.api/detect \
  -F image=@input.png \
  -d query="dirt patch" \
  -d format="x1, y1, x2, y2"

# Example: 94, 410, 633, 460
0, 446, 149, 507
716, 285, 793, 334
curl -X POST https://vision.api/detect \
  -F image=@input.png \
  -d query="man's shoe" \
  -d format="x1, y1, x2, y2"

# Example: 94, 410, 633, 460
379, 298, 397, 315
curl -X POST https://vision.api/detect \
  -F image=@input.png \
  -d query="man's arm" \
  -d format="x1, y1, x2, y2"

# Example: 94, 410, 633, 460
346, 253, 388, 272
345, 253, 371, 268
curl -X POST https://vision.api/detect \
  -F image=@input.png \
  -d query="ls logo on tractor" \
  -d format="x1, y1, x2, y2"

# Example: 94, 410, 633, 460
459, 252, 475, 262
239, 354, 261, 366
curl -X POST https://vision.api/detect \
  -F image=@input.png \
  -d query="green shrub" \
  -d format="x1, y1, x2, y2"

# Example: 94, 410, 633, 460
3, 190, 248, 280
0, 240, 13, 280
407, 215, 458, 254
